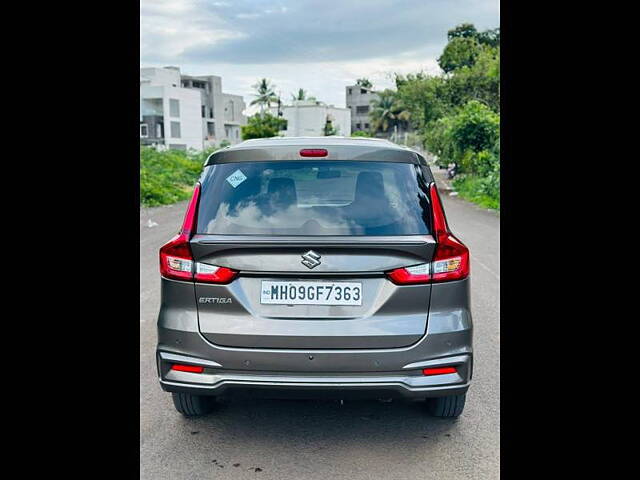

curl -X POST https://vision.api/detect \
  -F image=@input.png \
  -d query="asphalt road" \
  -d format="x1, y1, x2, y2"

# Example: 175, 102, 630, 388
140, 170, 499, 479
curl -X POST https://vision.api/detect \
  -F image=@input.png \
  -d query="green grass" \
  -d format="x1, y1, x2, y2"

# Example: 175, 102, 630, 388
140, 147, 212, 207
451, 174, 500, 211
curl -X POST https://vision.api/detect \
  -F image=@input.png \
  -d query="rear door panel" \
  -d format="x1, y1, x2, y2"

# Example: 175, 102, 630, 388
192, 235, 435, 349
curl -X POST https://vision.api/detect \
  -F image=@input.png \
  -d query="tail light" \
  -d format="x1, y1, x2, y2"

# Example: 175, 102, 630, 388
387, 183, 469, 285
159, 184, 238, 284
194, 263, 237, 284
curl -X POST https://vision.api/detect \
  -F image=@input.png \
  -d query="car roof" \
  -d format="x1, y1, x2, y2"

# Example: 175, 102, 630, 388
204, 136, 426, 166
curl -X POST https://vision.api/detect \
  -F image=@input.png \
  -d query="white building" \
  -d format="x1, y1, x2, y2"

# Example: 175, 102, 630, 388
270, 100, 351, 137
140, 67, 247, 151
345, 84, 379, 133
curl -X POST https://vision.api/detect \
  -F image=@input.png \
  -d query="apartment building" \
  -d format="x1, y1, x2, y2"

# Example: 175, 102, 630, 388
140, 67, 246, 151
269, 100, 351, 137
345, 84, 379, 133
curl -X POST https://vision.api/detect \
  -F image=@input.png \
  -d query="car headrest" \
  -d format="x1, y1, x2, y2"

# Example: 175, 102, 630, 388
267, 177, 297, 207
354, 171, 385, 200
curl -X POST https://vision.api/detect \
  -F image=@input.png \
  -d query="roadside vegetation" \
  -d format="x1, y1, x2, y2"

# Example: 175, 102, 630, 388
140, 147, 214, 207
394, 23, 500, 210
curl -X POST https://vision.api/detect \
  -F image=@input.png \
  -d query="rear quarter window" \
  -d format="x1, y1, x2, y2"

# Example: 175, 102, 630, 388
197, 161, 432, 235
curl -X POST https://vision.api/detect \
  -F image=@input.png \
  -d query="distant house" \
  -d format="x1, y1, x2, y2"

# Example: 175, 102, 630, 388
140, 66, 247, 151
270, 100, 351, 137
345, 84, 379, 134
345, 83, 411, 142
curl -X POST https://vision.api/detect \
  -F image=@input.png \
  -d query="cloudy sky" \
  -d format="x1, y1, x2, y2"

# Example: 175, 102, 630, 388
140, 0, 499, 113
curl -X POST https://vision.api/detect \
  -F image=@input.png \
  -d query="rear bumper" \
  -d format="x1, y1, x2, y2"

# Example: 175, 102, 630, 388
156, 277, 473, 400
157, 351, 471, 400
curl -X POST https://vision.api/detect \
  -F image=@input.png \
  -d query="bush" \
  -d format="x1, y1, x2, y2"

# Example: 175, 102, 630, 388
449, 100, 499, 156
140, 147, 208, 207
241, 113, 287, 140
462, 147, 499, 177
452, 173, 500, 210
351, 130, 371, 137
425, 100, 499, 172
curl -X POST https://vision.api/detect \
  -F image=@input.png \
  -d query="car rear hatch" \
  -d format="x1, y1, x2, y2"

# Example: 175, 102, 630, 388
191, 156, 436, 349
192, 236, 436, 349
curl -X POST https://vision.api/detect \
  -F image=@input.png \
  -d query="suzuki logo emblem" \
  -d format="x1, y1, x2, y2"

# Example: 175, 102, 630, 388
301, 250, 321, 269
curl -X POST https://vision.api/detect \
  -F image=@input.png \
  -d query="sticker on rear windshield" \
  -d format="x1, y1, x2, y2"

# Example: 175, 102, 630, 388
226, 169, 247, 188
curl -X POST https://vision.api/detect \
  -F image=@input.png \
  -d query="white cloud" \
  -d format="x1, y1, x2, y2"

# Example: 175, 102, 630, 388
140, 0, 499, 113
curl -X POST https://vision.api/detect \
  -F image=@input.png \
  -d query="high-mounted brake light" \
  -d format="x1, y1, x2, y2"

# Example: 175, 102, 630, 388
159, 183, 238, 283
422, 366, 457, 376
386, 183, 469, 285
171, 364, 205, 373
299, 148, 328, 157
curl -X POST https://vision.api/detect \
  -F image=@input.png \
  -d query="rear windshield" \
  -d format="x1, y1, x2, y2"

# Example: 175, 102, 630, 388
197, 161, 432, 235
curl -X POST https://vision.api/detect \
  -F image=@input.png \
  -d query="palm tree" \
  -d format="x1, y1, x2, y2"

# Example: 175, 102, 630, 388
291, 88, 307, 101
250, 78, 278, 113
356, 78, 373, 89
370, 89, 410, 134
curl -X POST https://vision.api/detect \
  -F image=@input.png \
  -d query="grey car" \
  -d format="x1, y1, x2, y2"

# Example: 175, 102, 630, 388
156, 137, 472, 418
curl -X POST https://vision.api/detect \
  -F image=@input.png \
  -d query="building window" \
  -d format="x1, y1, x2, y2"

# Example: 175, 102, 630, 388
140, 124, 148, 138
356, 105, 369, 114
348, 88, 352, 95
365, 123, 370, 129
193, 81, 206, 89
156, 123, 163, 138
201, 105, 206, 118
227, 100, 235, 121
170, 121, 181, 138
209, 107, 214, 118
356, 123, 361, 130
361, 88, 367, 94
169, 99, 180, 117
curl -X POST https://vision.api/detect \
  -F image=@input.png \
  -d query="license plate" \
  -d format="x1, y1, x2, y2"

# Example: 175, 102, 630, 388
260, 281, 362, 306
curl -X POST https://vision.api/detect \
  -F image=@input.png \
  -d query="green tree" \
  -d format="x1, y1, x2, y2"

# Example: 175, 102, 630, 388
395, 73, 452, 133
356, 78, 373, 88
438, 37, 483, 73
448, 23, 499, 47
241, 112, 287, 140
449, 100, 499, 154
370, 89, 410, 134
447, 46, 500, 112
425, 100, 499, 171
425, 115, 456, 167
447, 23, 478, 40
250, 78, 278, 112
476, 28, 500, 47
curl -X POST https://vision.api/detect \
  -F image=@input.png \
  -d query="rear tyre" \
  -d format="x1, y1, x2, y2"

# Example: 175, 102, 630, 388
171, 392, 214, 417
427, 393, 466, 418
